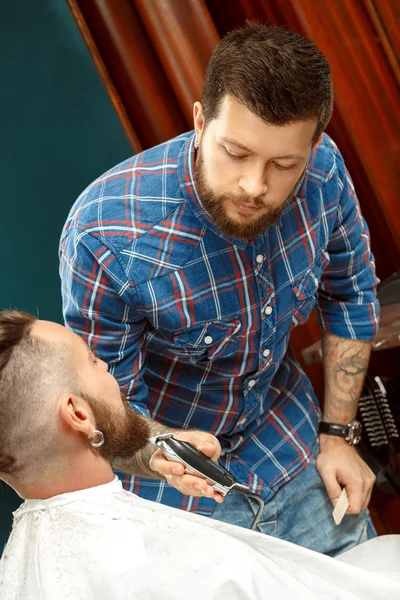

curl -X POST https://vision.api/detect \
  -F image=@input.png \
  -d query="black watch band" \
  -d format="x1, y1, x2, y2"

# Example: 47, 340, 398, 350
318, 420, 362, 445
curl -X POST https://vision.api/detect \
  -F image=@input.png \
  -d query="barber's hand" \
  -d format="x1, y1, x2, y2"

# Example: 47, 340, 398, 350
316, 435, 376, 514
149, 430, 224, 503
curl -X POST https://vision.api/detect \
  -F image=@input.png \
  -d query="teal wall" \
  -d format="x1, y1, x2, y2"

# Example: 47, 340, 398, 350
0, 1, 132, 551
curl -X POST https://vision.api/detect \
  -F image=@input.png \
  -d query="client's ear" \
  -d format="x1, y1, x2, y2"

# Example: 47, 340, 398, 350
59, 394, 95, 436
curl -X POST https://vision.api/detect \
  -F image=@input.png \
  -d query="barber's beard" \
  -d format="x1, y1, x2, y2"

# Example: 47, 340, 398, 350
83, 392, 150, 462
195, 146, 299, 240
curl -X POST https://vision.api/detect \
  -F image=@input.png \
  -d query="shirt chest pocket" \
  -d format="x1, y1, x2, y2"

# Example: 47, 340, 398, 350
170, 318, 241, 364
291, 250, 329, 327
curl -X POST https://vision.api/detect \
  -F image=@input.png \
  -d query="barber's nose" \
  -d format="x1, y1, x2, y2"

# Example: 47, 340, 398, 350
239, 172, 267, 198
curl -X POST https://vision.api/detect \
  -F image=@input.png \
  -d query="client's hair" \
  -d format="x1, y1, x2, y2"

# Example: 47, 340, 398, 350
0, 311, 79, 477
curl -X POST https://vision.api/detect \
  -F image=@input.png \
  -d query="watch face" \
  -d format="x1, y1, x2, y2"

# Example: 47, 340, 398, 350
349, 421, 362, 445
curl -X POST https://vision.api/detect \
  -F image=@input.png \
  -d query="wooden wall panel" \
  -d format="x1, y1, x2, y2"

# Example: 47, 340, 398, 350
133, 0, 218, 123
363, 0, 400, 83
67, 0, 141, 150
69, 0, 188, 149
291, 0, 400, 257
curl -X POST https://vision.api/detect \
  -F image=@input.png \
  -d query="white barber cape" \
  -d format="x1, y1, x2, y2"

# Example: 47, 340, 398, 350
1, 478, 399, 600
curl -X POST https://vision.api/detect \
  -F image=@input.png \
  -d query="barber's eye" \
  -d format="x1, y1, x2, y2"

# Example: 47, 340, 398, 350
273, 162, 293, 171
224, 147, 246, 160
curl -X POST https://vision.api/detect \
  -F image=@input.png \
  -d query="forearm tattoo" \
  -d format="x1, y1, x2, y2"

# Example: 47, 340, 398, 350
322, 333, 372, 422
112, 420, 175, 479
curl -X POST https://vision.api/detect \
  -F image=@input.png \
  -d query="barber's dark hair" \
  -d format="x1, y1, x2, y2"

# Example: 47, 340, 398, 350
202, 23, 333, 143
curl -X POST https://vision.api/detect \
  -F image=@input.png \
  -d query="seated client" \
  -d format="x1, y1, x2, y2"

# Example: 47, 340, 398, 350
0, 311, 399, 599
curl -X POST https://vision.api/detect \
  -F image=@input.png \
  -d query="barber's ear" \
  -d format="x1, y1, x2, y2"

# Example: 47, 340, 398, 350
58, 394, 94, 435
193, 101, 204, 141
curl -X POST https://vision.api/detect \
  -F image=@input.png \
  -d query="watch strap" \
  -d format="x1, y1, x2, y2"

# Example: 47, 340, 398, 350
318, 420, 362, 445
318, 422, 350, 438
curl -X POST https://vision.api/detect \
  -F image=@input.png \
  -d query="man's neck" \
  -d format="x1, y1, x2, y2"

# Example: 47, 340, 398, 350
9, 455, 115, 500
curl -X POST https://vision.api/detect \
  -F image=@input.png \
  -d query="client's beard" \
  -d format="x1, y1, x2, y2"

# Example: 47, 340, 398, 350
83, 392, 150, 462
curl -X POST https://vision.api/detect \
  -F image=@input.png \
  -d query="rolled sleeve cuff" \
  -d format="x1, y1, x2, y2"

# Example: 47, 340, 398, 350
316, 298, 380, 340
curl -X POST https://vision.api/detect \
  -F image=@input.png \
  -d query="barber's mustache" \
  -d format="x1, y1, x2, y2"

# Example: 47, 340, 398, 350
219, 193, 265, 209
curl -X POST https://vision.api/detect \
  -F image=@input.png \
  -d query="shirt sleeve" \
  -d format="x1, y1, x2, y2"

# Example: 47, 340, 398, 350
316, 151, 380, 340
59, 228, 150, 416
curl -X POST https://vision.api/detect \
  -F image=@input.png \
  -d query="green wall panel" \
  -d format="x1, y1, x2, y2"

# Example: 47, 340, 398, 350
0, 0, 132, 552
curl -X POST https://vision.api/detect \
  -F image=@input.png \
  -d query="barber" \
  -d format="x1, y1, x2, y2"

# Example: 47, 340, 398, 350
60, 24, 377, 555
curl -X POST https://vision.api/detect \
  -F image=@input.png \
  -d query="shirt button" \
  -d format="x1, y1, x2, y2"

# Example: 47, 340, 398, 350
263, 349, 271, 358
248, 379, 256, 388
256, 254, 263, 264
265, 306, 272, 315
204, 335, 213, 344
238, 417, 246, 426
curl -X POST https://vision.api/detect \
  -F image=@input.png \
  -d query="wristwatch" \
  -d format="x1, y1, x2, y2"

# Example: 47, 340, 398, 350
318, 420, 362, 446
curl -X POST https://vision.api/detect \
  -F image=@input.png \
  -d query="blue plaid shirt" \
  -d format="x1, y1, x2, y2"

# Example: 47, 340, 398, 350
60, 131, 379, 516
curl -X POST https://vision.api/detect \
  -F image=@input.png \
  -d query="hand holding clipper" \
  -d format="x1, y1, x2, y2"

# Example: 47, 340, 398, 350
152, 432, 264, 530
152, 432, 237, 495
149, 429, 225, 503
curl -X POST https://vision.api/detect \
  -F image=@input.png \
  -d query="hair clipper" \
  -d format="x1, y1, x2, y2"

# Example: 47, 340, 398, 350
152, 432, 264, 530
